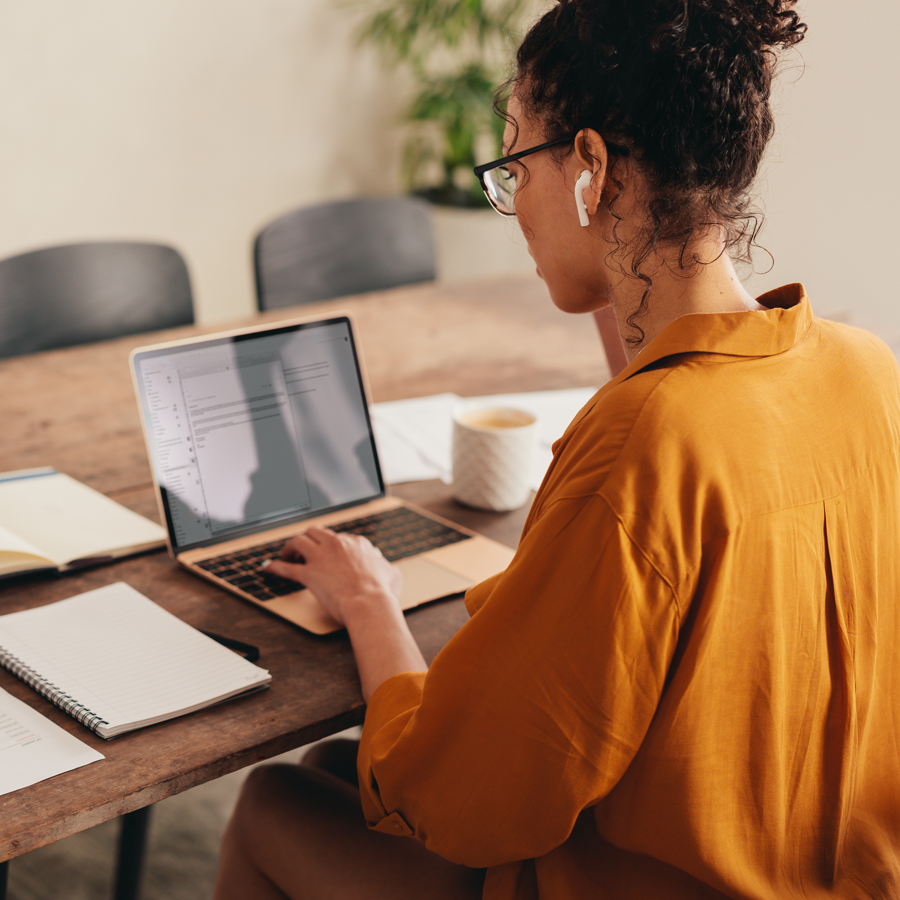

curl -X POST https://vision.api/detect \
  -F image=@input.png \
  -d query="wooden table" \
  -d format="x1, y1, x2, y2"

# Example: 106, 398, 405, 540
0, 274, 609, 885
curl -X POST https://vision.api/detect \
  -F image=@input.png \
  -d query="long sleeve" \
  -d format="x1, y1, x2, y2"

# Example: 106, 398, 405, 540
357, 493, 680, 868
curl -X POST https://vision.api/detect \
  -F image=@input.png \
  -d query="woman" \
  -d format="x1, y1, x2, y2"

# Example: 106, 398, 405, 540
213, 1, 900, 897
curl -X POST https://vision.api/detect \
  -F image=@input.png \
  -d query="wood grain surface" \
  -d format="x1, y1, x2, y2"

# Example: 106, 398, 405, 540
0, 274, 609, 861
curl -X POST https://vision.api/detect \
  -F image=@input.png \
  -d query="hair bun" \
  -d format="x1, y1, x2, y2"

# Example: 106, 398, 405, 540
649, 0, 806, 57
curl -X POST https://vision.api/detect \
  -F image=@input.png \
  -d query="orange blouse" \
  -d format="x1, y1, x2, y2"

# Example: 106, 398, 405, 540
358, 284, 900, 899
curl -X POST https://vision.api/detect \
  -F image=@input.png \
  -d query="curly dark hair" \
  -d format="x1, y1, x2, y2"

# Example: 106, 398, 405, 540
510, 0, 807, 341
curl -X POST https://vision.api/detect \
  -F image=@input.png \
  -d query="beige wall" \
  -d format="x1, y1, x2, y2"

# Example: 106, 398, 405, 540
0, 2, 896, 330
0, 1, 415, 324
745, 2, 900, 331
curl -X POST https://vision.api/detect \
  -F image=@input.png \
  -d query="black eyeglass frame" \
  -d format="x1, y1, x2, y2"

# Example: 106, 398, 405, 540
473, 134, 630, 217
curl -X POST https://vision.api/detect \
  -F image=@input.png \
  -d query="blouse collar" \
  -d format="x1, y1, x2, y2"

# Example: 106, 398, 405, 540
613, 283, 812, 382
555, 284, 813, 444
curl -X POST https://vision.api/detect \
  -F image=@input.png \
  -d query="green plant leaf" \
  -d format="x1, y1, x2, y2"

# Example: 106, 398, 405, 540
350, 0, 524, 197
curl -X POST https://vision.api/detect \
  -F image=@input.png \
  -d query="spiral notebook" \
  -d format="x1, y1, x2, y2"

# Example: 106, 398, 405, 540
0, 583, 272, 739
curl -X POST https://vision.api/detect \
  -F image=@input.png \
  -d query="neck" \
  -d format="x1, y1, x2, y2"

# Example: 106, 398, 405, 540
608, 248, 763, 361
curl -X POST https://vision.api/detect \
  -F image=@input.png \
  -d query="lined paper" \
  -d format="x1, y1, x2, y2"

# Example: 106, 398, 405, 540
0, 583, 271, 738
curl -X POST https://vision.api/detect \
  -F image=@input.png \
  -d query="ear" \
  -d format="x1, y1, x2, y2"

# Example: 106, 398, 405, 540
573, 129, 610, 216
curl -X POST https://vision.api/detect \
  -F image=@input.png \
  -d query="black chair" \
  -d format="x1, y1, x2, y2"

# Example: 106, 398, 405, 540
253, 196, 436, 310
0, 241, 194, 359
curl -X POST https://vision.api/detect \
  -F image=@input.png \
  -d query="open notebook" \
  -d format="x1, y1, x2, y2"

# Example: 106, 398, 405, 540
130, 312, 515, 634
0, 468, 166, 578
0, 583, 271, 739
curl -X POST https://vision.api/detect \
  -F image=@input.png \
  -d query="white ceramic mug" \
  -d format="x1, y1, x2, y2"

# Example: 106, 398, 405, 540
451, 406, 537, 511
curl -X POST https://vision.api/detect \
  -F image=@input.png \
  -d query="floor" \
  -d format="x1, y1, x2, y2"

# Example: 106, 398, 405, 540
9, 769, 240, 899
7, 731, 358, 900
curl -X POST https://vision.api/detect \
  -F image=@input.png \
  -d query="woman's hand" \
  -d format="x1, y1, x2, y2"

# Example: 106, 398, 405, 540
264, 527, 424, 700
264, 528, 403, 627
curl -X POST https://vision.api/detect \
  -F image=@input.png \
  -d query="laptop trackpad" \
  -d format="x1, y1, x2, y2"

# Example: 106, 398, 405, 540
396, 557, 472, 610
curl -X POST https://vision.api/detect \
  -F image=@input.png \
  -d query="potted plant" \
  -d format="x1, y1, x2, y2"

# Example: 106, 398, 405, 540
354, 0, 528, 209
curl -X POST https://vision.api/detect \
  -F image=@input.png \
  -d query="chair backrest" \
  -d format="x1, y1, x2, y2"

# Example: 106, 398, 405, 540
0, 241, 194, 359
253, 196, 436, 310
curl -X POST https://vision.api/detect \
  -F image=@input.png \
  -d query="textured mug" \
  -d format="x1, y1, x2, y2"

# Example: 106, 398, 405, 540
451, 406, 537, 511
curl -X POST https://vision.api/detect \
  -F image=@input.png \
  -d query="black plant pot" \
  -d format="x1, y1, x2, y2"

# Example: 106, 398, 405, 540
414, 185, 489, 210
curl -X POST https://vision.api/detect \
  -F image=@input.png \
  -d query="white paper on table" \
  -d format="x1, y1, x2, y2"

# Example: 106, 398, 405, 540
371, 418, 446, 485
0, 686, 104, 796
370, 387, 598, 489
370, 393, 459, 484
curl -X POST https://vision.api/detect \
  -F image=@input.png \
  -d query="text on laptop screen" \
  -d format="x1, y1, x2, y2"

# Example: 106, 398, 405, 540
134, 317, 382, 550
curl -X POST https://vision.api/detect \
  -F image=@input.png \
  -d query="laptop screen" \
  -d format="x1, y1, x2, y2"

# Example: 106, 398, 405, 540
132, 315, 384, 552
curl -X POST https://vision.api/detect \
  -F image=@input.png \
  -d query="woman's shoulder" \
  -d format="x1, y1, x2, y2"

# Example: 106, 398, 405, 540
535, 362, 684, 507
536, 312, 900, 519
815, 316, 900, 370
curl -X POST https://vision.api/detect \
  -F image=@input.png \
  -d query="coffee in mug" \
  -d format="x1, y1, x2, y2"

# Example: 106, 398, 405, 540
451, 406, 537, 512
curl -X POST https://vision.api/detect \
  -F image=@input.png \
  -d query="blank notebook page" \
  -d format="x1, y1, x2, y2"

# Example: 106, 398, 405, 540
0, 583, 271, 734
0, 470, 166, 564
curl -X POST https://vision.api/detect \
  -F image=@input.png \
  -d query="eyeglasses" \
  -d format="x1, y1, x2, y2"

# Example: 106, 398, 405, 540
473, 135, 630, 217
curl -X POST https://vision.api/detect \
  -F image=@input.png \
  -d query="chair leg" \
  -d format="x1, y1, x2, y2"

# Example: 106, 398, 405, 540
0, 859, 7, 900
113, 806, 152, 900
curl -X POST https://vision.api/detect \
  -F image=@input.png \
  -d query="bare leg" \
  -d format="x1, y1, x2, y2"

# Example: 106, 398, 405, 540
212, 760, 485, 900
300, 737, 359, 787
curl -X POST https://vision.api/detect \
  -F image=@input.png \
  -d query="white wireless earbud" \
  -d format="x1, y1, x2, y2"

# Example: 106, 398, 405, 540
574, 169, 593, 227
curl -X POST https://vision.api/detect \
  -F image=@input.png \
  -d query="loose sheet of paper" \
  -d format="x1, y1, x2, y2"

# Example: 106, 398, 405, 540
0, 686, 104, 797
370, 387, 598, 489
371, 393, 458, 484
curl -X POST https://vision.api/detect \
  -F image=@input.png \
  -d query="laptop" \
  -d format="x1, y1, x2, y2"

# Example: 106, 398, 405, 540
129, 312, 515, 634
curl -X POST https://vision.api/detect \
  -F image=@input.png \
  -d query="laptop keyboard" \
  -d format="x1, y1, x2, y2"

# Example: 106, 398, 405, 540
194, 506, 472, 602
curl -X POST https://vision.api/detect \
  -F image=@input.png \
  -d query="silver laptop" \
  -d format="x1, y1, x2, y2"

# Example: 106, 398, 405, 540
130, 312, 514, 634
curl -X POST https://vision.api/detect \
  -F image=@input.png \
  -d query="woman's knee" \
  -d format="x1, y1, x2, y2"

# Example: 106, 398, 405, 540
231, 763, 315, 837
235, 760, 364, 839
237, 763, 296, 809
223, 760, 485, 900
301, 738, 360, 787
